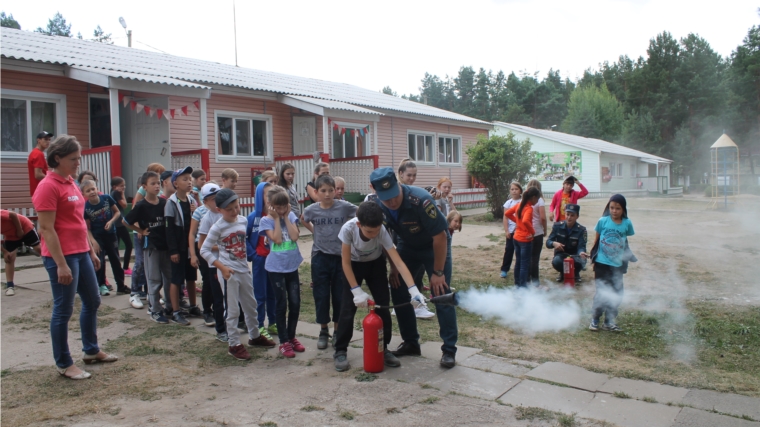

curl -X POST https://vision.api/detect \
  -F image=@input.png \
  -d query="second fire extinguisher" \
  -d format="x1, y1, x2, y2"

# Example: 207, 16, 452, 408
563, 256, 575, 287
363, 300, 384, 373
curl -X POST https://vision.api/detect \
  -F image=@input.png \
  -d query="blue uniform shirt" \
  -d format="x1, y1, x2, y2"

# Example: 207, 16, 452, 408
370, 185, 448, 250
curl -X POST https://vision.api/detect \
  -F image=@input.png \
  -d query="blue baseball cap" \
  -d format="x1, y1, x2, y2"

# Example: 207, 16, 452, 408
171, 166, 193, 185
369, 167, 400, 201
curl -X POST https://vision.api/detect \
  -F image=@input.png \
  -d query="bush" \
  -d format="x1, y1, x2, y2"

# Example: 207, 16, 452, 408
466, 132, 538, 217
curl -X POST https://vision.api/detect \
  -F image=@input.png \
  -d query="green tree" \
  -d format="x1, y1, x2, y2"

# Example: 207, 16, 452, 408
562, 84, 624, 141
35, 12, 71, 37
92, 25, 113, 44
0, 11, 20, 29
620, 110, 662, 155
729, 25, 760, 176
466, 133, 538, 216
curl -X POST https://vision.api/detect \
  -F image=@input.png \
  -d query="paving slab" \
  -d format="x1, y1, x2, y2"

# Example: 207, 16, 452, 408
425, 365, 520, 400
376, 354, 447, 383
459, 353, 532, 377
1, 287, 51, 320
526, 361, 609, 392
682, 389, 760, 420
498, 379, 594, 414
598, 377, 689, 404
673, 407, 759, 427
578, 394, 682, 427
420, 340, 481, 361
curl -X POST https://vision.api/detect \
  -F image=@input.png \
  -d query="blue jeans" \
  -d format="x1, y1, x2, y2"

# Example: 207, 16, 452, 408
394, 234, 458, 355
131, 234, 147, 295
43, 253, 101, 369
311, 252, 344, 325
514, 239, 532, 287
268, 270, 301, 344
252, 253, 276, 327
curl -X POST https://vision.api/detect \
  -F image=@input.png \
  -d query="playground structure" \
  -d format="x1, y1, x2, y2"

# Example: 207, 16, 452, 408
709, 133, 740, 209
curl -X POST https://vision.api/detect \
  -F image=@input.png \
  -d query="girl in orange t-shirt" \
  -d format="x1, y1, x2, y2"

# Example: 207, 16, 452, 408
504, 187, 540, 288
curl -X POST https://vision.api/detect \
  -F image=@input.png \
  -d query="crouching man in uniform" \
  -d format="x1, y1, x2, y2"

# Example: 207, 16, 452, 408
546, 203, 588, 282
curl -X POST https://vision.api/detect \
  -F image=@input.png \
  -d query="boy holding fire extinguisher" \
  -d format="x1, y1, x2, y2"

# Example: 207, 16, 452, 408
546, 204, 588, 283
332, 202, 426, 372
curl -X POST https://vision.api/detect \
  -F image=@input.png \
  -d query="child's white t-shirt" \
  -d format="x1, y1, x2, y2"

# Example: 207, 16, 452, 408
502, 198, 521, 233
338, 217, 394, 262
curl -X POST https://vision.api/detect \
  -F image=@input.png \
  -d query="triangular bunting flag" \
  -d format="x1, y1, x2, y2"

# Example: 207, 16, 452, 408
340, 128, 345, 136
350, 129, 355, 137
170, 109, 176, 119
130, 100, 137, 110
118, 93, 125, 103
144, 106, 151, 117
181, 106, 188, 116
359, 128, 365, 137
193, 100, 200, 110
157, 109, 163, 120
135, 103, 144, 114
333, 123, 339, 131
123, 96, 130, 107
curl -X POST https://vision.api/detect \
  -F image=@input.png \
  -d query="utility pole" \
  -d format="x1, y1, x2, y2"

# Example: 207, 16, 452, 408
233, 0, 238, 66
127, 30, 132, 47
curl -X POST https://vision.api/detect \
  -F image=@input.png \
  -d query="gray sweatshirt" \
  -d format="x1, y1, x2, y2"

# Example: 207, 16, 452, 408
200, 215, 249, 273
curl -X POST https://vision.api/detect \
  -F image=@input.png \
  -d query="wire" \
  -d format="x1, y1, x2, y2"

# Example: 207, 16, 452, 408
133, 40, 169, 54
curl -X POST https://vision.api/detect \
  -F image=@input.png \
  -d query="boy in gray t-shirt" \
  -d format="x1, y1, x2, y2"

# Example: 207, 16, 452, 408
301, 175, 357, 349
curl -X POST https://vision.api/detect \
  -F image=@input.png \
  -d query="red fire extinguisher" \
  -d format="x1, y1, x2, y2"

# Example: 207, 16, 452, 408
363, 300, 384, 373
563, 256, 575, 287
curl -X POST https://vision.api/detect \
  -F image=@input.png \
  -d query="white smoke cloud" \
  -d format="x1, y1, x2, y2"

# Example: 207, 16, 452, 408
458, 286, 581, 334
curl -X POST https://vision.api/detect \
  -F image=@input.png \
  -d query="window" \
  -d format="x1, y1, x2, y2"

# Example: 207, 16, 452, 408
438, 135, 461, 164
89, 96, 111, 148
1, 90, 65, 158
408, 132, 434, 163
215, 111, 272, 161
608, 162, 623, 177
331, 124, 369, 159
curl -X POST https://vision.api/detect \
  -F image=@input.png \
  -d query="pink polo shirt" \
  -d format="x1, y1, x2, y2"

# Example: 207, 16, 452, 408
32, 171, 90, 257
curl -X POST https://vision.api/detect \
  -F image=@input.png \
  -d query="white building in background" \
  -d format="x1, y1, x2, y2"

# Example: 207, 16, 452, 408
492, 122, 680, 196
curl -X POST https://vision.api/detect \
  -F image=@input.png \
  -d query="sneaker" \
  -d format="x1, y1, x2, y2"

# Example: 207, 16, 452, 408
290, 338, 305, 352
391, 341, 421, 357
384, 350, 401, 367
187, 305, 202, 317
267, 324, 278, 335
589, 319, 599, 331
575, 276, 582, 283
228, 344, 251, 360
203, 313, 215, 327
557, 273, 563, 283
130, 295, 144, 309
99, 285, 110, 296
279, 342, 296, 358
500, 270, 507, 278
414, 305, 435, 319
116, 286, 131, 295
317, 329, 330, 350
171, 312, 191, 326
334, 352, 350, 371
258, 326, 272, 340
150, 311, 169, 324
5, 287, 15, 296
248, 334, 276, 348
105, 280, 113, 291
440, 352, 456, 369
124, 268, 133, 276
602, 323, 623, 332
215, 332, 229, 343
180, 299, 191, 310
160, 297, 165, 305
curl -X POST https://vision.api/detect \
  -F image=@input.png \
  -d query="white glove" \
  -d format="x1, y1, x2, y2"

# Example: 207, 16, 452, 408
408, 286, 426, 308
351, 287, 370, 308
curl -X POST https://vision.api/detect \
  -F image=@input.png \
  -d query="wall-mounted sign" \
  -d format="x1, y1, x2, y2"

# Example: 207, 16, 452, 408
536, 151, 582, 181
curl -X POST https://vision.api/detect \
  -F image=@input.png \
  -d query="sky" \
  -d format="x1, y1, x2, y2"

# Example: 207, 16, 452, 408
4, 0, 758, 96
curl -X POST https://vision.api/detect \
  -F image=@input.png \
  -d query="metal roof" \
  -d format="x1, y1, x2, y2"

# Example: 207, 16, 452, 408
494, 122, 672, 163
285, 95, 383, 115
69, 65, 211, 89
1, 28, 489, 126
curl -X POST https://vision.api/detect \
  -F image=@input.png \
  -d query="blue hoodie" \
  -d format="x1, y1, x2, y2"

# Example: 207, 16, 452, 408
246, 182, 270, 261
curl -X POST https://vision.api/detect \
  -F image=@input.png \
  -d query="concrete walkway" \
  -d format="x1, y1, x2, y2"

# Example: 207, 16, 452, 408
3, 264, 758, 427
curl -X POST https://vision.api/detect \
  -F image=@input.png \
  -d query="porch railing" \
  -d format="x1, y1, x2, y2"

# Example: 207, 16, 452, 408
171, 149, 209, 173
81, 146, 121, 195
329, 156, 379, 194
452, 188, 487, 209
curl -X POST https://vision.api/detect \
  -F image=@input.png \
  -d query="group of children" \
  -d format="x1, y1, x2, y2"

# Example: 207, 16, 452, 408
501, 175, 635, 331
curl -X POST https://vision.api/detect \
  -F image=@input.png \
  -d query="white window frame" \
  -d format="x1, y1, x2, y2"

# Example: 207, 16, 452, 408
330, 121, 371, 159
213, 110, 273, 163
437, 133, 462, 165
1, 89, 67, 160
407, 130, 436, 165
609, 162, 624, 178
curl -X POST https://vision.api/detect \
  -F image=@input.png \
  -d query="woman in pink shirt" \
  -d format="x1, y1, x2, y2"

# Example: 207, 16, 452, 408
32, 135, 119, 380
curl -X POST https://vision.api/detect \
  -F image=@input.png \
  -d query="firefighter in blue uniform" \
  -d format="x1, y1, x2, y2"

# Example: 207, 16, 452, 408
368, 167, 458, 368
545, 203, 589, 282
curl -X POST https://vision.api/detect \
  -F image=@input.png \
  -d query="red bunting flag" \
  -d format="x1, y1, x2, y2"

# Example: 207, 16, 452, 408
327, 118, 332, 125
333, 123, 339, 131
157, 109, 163, 120
193, 100, 200, 110
170, 109, 176, 119
181, 106, 188, 116
144, 106, 151, 117
350, 129, 355, 137
130, 101, 137, 110
340, 128, 346, 136
118, 93, 125, 103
